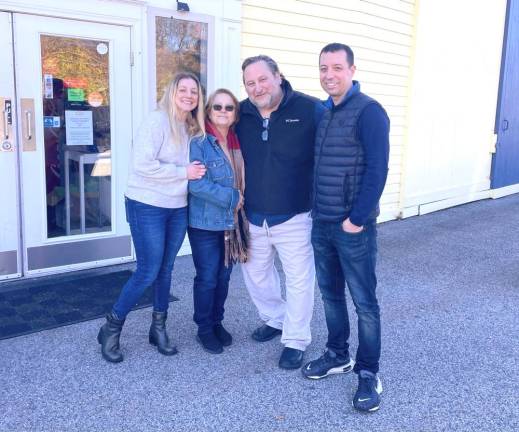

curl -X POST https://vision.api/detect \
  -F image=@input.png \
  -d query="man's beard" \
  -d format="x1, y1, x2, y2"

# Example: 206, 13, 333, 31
251, 90, 282, 111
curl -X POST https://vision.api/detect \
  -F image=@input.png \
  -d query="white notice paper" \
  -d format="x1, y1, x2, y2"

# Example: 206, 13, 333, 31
44, 74, 53, 99
65, 110, 93, 146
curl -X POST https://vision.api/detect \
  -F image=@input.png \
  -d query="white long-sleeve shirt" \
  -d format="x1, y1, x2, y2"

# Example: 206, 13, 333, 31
125, 110, 189, 208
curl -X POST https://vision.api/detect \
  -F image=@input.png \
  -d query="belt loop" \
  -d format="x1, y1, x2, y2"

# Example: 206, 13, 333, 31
263, 219, 271, 237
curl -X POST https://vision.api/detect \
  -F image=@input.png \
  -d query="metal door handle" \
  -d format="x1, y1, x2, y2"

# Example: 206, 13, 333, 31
21, 98, 35, 151
25, 110, 32, 140
2, 109, 7, 139
502, 119, 509, 131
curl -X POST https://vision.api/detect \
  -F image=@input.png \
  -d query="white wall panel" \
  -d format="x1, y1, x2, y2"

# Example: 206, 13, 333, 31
402, 0, 507, 214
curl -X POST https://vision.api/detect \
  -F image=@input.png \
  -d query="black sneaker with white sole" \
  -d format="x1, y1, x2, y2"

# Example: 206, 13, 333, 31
352, 370, 383, 412
301, 349, 355, 379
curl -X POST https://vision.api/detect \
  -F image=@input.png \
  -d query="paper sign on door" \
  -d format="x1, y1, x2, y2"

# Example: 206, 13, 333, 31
65, 110, 93, 146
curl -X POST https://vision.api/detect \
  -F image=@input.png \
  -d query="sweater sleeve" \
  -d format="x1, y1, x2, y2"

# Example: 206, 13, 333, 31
131, 112, 188, 182
348, 103, 390, 227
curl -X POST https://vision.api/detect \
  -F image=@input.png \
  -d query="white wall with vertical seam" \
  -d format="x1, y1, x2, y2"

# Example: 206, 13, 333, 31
402, 0, 507, 216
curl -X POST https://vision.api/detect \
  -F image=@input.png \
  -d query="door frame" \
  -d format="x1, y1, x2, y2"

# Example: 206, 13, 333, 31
491, 0, 519, 190
1, 9, 140, 280
0, 11, 22, 280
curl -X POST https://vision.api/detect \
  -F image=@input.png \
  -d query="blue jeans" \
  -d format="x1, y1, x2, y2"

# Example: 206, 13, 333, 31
311, 219, 380, 374
187, 227, 232, 335
112, 198, 187, 319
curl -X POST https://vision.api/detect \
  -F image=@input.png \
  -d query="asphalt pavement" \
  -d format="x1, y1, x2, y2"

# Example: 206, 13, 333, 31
1, 194, 518, 432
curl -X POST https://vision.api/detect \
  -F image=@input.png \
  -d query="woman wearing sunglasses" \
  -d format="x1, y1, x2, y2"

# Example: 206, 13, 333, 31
188, 89, 248, 354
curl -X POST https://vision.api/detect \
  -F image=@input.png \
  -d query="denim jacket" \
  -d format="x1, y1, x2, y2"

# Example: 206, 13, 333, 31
188, 134, 239, 231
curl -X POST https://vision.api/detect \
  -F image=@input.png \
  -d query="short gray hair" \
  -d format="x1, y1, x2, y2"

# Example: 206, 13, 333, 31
241, 55, 280, 75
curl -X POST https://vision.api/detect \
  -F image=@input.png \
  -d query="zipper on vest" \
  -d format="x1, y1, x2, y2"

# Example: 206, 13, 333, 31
314, 111, 334, 214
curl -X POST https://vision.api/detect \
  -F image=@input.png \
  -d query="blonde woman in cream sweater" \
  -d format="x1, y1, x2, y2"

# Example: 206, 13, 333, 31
97, 72, 207, 363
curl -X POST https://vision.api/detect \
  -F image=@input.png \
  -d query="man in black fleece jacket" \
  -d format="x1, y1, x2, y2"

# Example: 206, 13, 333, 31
235, 55, 326, 370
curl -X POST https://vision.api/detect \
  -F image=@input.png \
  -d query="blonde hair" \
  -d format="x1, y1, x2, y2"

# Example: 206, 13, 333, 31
205, 88, 240, 128
158, 72, 205, 147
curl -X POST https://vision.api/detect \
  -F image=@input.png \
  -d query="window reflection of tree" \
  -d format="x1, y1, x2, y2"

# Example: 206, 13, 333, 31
43, 78, 66, 237
41, 36, 112, 236
41, 36, 110, 107
155, 16, 208, 101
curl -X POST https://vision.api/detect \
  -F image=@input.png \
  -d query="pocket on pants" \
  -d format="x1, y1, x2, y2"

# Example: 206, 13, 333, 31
336, 225, 368, 261
341, 225, 364, 235
247, 222, 264, 238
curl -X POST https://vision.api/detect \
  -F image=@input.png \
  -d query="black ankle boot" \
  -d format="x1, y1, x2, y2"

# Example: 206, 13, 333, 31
97, 311, 125, 363
214, 323, 233, 347
196, 331, 223, 354
149, 311, 178, 356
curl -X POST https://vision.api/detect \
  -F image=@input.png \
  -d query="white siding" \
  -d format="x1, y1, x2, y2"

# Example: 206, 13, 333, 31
402, 0, 507, 215
241, 0, 417, 222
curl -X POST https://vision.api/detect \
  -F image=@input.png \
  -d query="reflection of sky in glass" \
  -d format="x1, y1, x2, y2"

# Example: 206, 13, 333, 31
156, 16, 208, 101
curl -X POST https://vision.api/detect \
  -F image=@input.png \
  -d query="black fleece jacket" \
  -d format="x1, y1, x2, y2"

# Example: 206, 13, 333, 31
236, 79, 326, 216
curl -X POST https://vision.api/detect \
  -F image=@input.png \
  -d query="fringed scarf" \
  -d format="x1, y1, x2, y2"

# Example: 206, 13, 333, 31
205, 120, 249, 266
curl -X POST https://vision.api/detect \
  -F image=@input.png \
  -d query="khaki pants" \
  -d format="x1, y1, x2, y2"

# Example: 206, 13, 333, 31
241, 212, 315, 351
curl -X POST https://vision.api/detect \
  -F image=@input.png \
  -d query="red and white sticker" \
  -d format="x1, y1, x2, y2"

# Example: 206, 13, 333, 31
87, 92, 103, 107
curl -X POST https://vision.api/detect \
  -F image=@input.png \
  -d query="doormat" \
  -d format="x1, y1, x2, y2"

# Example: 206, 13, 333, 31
0, 270, 179, 340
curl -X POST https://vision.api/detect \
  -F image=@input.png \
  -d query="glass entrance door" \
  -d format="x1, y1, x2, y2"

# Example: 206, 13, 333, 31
0, 13, 134, 278
39, 34, 114, 238
0, 12, 21, 280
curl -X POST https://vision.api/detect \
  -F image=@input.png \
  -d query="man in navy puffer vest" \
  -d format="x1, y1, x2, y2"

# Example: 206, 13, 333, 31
302, 43, 390, 413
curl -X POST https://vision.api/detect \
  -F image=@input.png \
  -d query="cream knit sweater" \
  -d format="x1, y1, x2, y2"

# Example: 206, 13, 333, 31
125, 110, 189, 208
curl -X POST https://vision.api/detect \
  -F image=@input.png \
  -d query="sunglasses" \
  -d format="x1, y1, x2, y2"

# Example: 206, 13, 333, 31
261, 118, 269, 141
212, 104, 235, 112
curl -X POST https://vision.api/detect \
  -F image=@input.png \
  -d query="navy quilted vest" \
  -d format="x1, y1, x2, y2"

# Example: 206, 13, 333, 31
313, 92, 381, 222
